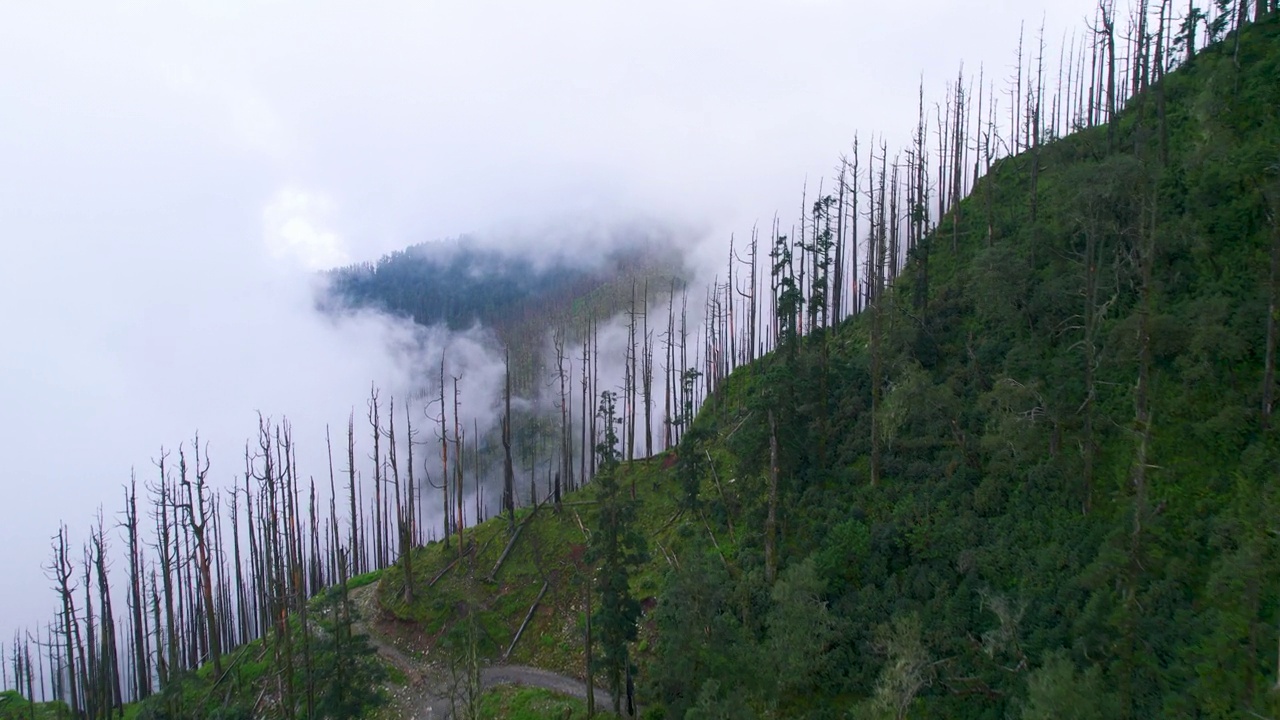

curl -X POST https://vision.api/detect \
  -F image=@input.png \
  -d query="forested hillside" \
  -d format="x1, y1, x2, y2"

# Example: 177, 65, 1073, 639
638, 9, 1280, 719
5, 3, 1279, 720
364, 7, 1280, 719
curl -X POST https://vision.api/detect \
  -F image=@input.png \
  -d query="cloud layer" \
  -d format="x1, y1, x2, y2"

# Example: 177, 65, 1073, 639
0, 0, 1104, 641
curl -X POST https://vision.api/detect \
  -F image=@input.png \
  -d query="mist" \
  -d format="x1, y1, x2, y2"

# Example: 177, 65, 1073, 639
1, 0, 1105, 648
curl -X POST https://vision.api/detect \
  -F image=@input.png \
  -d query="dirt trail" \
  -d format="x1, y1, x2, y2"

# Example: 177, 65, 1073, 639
481, 664, 611, 704
350, 584, 448, 719
348, 584, 614, 719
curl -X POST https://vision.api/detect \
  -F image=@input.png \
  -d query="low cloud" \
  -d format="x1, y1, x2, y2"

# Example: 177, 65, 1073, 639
0, 0, 1113, 655
264, 188, 350, 271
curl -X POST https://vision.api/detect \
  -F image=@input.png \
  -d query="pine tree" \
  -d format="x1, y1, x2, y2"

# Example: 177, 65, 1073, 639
588, 391, 648, 715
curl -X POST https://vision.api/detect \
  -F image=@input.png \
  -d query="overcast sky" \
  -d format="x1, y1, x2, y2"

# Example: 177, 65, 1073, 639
0, 0, 1106, 643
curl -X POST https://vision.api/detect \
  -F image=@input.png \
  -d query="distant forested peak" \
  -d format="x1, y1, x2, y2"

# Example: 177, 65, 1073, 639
319, 221, 689, 341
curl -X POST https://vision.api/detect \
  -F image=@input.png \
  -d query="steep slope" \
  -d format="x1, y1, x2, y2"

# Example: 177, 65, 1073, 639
642, 13, 1280, 719
93, 12, 1280, 720
376, 12, 1280, 720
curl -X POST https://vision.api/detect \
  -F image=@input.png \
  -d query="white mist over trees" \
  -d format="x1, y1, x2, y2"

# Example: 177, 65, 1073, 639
0, 0, 1252, 710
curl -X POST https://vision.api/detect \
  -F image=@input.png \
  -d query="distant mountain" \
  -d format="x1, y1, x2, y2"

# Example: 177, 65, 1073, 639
323, 227, 687, 342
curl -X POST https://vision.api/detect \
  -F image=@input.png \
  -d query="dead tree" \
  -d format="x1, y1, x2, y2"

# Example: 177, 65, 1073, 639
149, 452, 178, 687
120, 475, 150, 700
453, 376, 465, 545
404, 398, 420, 548
367, 387, 384, 570
438, 357, 451, 549
643, 281, 654, 458
503, 347, 517, 525
90, 513, 123, 716
387, 395, 402, 564
46, 525, 80, 716
340, 413, 359, 576
1100, 0, 1119, 150
177, 439, 222, 677
555, 327, 570, 510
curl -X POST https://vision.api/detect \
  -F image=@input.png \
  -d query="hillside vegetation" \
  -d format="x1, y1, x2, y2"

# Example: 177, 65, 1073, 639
10, 8, 1277, 720
379, 12, 1280, 719
642, 13, 1280, 719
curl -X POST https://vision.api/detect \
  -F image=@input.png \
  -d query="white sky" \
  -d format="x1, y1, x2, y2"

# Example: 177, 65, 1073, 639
0, 0, 1106, 643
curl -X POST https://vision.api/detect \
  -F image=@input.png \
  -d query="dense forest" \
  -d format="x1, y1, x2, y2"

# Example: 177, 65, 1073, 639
639, 4, 1280, 718
3, 1, 1279, 718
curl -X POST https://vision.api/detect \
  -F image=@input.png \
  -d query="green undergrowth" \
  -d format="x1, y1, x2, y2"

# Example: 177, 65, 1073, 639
0, 691, 70, 720
307, 13, 1280, 718
630, 14, 1280, 719
125, 589, 387, 720
373, 13, 1280, 718
376, 451, 699, 677
477, 685, 614, 720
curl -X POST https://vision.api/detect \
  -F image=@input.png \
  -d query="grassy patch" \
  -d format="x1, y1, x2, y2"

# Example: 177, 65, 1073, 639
477, 685, 615, 720
0, 691, 70, 720
374, 448, 715, 677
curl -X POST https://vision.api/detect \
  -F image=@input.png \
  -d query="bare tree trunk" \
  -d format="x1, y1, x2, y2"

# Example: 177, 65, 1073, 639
81, 555, 96, 720
1102, 0, 1118, 150
627, 281, 638, 462
179, 440, 222, 677
1029, 28, 1044, 265
439, 358, 451, 549
453, 376, 465, 545
1013, 23, 1024, 155
581, 335, 591, 482
49, 525, 80, 716
152, 453, 178, 687
643, 282, 654, 458
405, 399, 418, 551
951, 68, 966, 254
591, 317, 599, 477
122, 475, 150, 700
556, 328, 569, 510
91, 516, 122, 716
1156, 0, 1171, 165
387, 395, 402, 562
344, 413, 360, 576
870, 146, 888, 487
503, 347, 516, 524
368, 387, 383, 570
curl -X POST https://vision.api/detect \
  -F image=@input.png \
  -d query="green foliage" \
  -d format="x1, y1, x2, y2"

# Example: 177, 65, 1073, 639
1020, 651, 1116, 720
477, 685, 610, 720
766, 558, 838, 700
642, 14, 1280, 719
263, 17, 1280, 718
771, 233, 804, 351
866, 613, 931, 720
309, 591, 386, 719
648, 552, 759, 718
675, 370, 710, 511
130, 584, 385, 720
684, 680, 757, 720
0, 691, 68, 720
